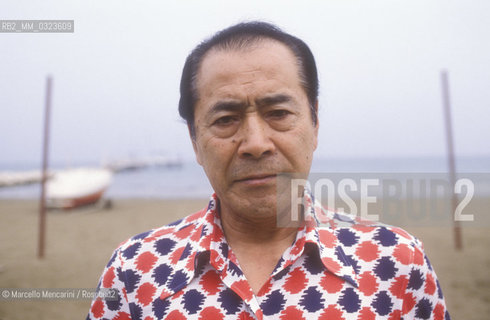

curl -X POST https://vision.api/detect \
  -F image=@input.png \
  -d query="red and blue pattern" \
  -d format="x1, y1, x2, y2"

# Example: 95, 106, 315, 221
87, 191, 450, 319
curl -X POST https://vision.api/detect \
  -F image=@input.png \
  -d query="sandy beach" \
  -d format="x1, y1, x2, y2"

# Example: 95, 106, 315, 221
0, 197, 489, 319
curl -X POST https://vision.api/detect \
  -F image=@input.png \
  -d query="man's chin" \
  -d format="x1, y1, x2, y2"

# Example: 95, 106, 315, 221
222, 191, 278, 218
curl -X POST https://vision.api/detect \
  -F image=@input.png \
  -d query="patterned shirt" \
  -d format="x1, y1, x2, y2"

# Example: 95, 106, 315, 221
87, 191, 450, 319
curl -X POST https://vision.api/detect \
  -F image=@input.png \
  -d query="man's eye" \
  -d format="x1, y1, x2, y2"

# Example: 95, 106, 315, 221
213, 116, 238, 126
268, 110, 291, 119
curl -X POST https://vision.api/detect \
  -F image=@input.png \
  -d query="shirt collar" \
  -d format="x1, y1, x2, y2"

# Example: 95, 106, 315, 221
302, 189, 359, 288
264, 189, 359, 288
159, 191, 359, 300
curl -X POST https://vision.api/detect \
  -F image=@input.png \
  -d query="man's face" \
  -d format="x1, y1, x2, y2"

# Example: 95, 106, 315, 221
191, 40, 318, 218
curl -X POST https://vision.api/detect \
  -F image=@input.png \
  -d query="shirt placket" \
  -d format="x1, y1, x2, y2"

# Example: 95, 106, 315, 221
208, 214, 263, 319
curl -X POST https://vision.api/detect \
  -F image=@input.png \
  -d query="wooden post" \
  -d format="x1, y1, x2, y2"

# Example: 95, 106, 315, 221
440, 70, 463, 250
38, 76, 52, 259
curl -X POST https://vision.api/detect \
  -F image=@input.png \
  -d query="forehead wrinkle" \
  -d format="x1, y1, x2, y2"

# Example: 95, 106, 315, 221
210, 68, 271, 91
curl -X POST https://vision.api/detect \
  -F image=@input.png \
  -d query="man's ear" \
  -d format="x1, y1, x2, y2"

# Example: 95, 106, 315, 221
313, 100, 319, 150
188, 124, 202, 165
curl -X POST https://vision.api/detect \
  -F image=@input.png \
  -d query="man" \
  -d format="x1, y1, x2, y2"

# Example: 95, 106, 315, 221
88, 22, 449, 319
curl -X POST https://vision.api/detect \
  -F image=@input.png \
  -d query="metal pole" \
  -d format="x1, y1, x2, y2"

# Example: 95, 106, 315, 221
38, 76, 52, 259
440, 70, 462, 250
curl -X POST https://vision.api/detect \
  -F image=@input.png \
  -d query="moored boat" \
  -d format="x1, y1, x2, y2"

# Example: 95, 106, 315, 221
46, 168, 112, 209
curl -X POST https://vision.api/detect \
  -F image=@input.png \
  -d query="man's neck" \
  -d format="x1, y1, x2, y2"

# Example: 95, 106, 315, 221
218, 201, 299, 295
219, 202, 298, 246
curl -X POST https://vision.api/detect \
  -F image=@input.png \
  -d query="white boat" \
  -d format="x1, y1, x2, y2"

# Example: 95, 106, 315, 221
46, 168, 112, 209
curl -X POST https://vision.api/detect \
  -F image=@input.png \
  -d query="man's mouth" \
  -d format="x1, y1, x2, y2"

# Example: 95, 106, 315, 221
234, 174, 277, 186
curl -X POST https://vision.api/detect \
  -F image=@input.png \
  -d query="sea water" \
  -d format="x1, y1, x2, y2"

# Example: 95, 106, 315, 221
0, 156, 489, 199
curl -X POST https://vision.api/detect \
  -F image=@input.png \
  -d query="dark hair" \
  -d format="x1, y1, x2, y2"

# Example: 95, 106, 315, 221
179, 21, 319, 138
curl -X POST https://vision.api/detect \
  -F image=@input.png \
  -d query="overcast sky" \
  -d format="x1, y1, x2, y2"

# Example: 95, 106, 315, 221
1, 0, 489, 166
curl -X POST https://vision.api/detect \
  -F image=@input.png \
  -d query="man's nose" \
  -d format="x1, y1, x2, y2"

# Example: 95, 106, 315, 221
237, 115, 275, 159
